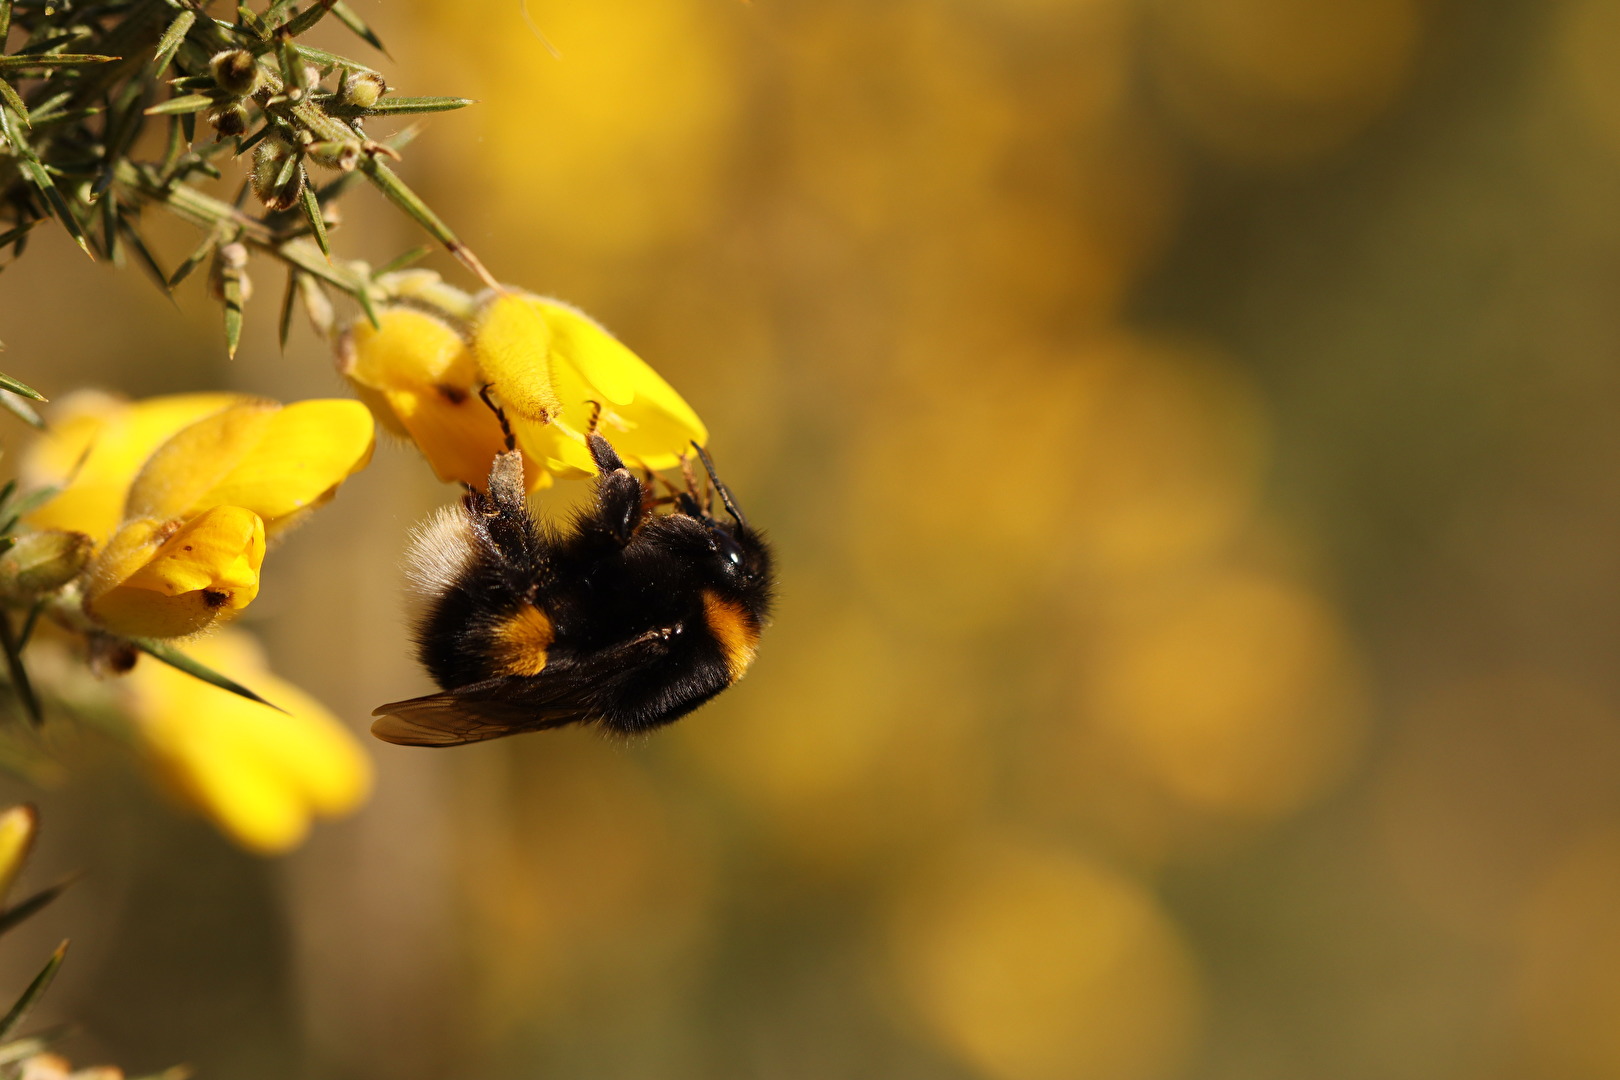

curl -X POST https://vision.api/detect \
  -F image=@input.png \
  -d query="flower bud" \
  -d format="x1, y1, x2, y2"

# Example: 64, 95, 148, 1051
209, 242, 253, 305
208, 102, 250, 137
209, 48, 261, 97
339, 70, 387, 109
251, 138, 304, 212
0, 529, 93, 596
306, 139, 361, 172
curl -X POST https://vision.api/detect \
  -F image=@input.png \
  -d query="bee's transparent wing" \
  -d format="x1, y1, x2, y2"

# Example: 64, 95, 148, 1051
370, 686, 589, 747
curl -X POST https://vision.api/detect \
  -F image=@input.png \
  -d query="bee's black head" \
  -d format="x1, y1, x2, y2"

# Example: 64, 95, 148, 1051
672, 445, 774, 615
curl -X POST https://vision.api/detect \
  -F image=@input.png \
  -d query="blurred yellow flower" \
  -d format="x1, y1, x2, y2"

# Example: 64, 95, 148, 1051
338, 282, 706, 489
122, 629, 372, 854
18, 1053, 122, 1080
0, 803, 36, 901
21, 390, 249, 543
29, 396, 376, 640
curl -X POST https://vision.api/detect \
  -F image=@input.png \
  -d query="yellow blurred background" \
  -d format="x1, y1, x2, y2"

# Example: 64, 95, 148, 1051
2, 0, 1618, 1076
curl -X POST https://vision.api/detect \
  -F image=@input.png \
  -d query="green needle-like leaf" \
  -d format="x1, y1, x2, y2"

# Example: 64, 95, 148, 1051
131, 638, 287, 713
168, 231, 219, 288
332, 1, 386, 53
298, 180, 329, 258
117, 217, 172, 296
0, 0, 11, 43
0, 485, 60, 525
152, 10, 195, 75
0, 880, 72, 938
0, 611, 41, 726
236, 5, 268, 40
2, 108, 91, 258
16, 601, 43, 652
360, 157, 493, 285
223, 280, 243, 358
373, 244, 430, 276
292, 43, 378, 76
277, 266, 297, 350
0, 221, 36, 254
326, 96, 474, 118
0, 82, 28, 126
0, 392, 43, 430
0, 54, 120, 70
0, 941, 67, 1041
0, 374, 43, 402
280, 0, 339, 40
144, 93, 212, 115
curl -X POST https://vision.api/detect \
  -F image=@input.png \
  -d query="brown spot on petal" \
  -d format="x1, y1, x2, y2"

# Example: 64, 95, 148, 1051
202, 589, 230, 609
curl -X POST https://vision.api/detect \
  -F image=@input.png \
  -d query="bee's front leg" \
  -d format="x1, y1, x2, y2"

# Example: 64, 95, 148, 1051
586, 432, 647, 546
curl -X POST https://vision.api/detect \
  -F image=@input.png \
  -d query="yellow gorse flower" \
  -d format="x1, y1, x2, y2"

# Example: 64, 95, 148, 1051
21, 390, 249, 543
0, 803, 36, 901
338, 279, 707, 490
120, 629, 372, 855
24, 392, 375, 639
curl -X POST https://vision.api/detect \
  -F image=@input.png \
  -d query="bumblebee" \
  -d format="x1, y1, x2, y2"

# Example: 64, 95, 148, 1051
370, 427, 774, 746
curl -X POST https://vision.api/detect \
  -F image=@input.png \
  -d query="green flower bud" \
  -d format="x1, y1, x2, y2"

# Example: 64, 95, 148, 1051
209, 242, 253, 304
338, 70, 387, 109
306, 139, 361, 172
251, 138, 304, 212
0, 529, 93, 596
209, 49, 261, 97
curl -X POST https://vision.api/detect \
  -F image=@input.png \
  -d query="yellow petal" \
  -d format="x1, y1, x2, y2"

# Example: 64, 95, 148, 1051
123, 402, 278, 522
506, 298, 710, 474
21, 391, 250, 542
382, 385, 527, 489
197, 400, 377, 528
536, 298, 704, 429
0, 804, 37, 902
122, 629, 372, 854
87, 506, 266, 638
340, 306, 547, 490
124, 399, 375, 534
343, 305, 479, 391
474, 293, 563, 424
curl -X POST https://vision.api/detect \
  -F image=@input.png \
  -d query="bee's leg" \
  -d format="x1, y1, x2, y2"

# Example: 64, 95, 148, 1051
477, 384, 516, 451
585, 432, 647, 545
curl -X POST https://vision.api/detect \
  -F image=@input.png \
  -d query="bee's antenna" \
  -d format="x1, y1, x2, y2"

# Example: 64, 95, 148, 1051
478, 383, 516, 451
691, 441, 748, 529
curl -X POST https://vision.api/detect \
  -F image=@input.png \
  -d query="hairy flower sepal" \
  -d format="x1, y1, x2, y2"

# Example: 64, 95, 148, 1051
0, 530, 94, 597
85, 507, 266, 639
